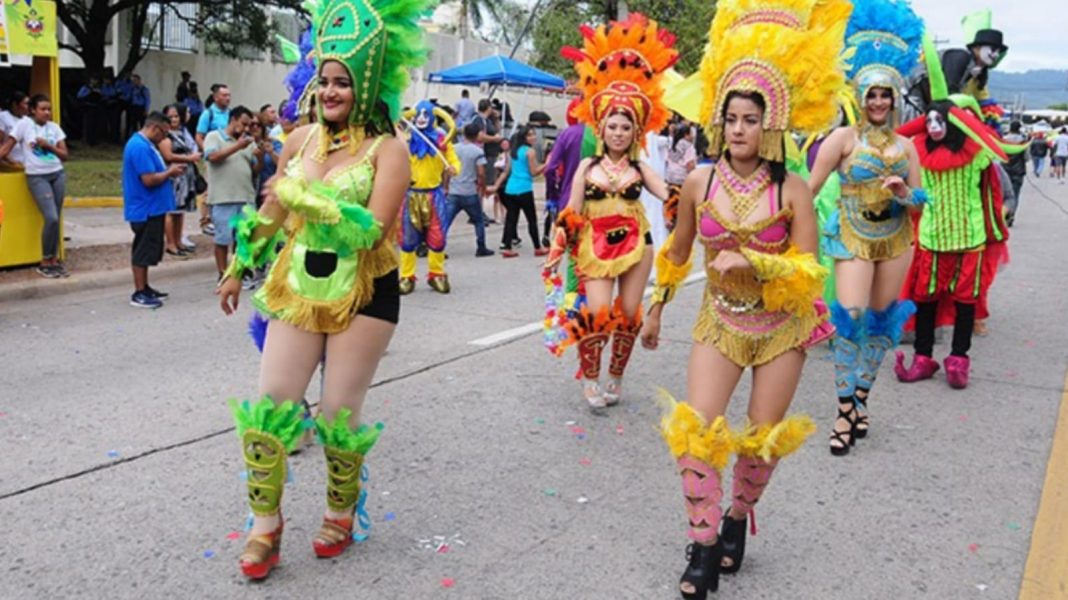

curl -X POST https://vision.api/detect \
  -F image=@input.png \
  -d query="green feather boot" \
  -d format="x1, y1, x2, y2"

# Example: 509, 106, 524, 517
313, 408, 383, 558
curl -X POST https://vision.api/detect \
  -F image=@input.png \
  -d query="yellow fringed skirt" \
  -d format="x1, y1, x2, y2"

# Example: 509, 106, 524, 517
830, 191, 913, 262
252, 222, 399, 335
692, 272, 832, 368
576, 197, 650, 280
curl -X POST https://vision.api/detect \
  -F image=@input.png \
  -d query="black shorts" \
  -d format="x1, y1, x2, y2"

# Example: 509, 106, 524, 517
355, 269, 401, 324
130, 215, 165, 267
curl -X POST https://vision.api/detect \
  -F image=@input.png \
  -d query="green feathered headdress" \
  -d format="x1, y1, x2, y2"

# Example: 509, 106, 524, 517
307, 0, 430, 127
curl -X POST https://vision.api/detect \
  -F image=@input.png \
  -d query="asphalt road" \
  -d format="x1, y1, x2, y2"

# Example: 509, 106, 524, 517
1, 175, 1066, 599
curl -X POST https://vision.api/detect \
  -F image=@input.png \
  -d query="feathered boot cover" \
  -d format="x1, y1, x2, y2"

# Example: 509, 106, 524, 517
606, 300, 643, 404
561, 304, 620, 381
314, 408, 384, 558
856, 301, 916, 419
230, 396, 307, 579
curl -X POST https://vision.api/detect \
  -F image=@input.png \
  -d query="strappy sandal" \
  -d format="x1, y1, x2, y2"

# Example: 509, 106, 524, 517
583, 379, 607, 413
239, 517, 283, 580
603, 377, 622, 406
313, 514, 354, 558
829, 401, 857, 456
853, 392, 869, 440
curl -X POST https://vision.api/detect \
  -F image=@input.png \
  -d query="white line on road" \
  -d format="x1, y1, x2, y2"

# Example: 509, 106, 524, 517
466, 271, 707, 347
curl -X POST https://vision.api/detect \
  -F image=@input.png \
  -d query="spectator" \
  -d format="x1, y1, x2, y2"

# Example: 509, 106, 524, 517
123, 111, 185, 308
447, 123, 494, 257
270, 100, 295, 144
258, 103, 278, 133
101, 73, 122, 144
497, 126, 547, 258
491, 97, 513, 127
183, 82, 204, 136
176, 71, 192, 103
1002, 121, 1026, 226
454, 89, 476, 128
125, 74, 151, 140
249, 116, 278, 204
1030, 132, 1049, 177
159, 103, 202, 257
0, 94, 70, 277
196, 84, 231, 150
0, 91, 29, 166
1054, 127, 1068, 184
471, 99, 504, 223
77, 75, 105, 146
203, 105, 262, 281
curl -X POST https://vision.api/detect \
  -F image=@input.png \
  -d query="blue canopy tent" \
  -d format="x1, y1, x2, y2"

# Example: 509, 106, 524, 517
427, 55, 566, 90
427, 55, 566, 137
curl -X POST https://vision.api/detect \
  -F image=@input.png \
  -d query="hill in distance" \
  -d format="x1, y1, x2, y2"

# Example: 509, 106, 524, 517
988, 70, 1067, 110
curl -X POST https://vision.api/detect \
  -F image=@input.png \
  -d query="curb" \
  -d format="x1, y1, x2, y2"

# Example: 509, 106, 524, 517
0, 257, 216, 304
67, 197, 123, 208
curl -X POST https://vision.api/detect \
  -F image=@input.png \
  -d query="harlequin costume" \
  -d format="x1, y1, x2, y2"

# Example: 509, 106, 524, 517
650, 0, 848, 594
822, 0, 925, 455
399, 101, 460, 294
939, 10, 1008, 131
894, 35, 1015, 390
550, 13, 678, 407
220, 0, 427, 580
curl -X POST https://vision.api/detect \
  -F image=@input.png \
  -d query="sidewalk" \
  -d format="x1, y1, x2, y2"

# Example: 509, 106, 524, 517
0, 207, 217, 303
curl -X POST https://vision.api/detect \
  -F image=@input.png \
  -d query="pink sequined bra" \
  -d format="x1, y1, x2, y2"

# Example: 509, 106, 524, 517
697, 175, 791, 254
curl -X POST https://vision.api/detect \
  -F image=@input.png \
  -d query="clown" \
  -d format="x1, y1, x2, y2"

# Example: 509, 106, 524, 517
215, 0, 427, 580
894, 35, 1016, 390
548, 13, 677, 412
807, 0, 926, 455
939, 9, 1009, 130
398, 100, 460, 294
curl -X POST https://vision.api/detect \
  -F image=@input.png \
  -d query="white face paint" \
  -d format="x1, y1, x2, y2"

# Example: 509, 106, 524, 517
926, 110, 947, 142
415, 110, 430, 129
977, 45, 1000, 66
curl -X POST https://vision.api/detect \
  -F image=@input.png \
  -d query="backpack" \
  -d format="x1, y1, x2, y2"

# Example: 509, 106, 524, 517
1031, 139, 1049, 158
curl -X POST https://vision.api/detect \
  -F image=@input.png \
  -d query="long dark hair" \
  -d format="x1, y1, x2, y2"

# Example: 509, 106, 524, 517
510, 125, 534, 159
164, 103, 188, 127
720, 90, 786, 184
671, 125, 691, 152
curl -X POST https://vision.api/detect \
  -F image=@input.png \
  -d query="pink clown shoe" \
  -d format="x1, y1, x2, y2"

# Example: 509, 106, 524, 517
943, 355, 970, 389
894, 351, 940, 383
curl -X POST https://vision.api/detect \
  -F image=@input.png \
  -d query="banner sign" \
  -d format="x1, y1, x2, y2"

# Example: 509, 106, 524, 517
4, 0, 58, 57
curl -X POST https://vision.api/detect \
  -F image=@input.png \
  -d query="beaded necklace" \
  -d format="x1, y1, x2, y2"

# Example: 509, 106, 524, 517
716, 159, 771, 221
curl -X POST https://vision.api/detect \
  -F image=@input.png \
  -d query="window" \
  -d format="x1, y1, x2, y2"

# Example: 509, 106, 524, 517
141, 2, 198, 53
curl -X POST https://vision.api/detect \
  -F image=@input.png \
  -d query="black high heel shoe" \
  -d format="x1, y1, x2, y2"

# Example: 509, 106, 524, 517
719, 513, 747, 574
679, 542, 722, 599
829, 400, 857, 456
853, 391, 869, 439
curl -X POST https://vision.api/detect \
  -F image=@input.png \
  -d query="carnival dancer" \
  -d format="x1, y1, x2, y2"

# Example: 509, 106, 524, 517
807, 0, 925, 455
214, 0, 426, 580
640, 0, 848, 594
398, 100, 460, 294
548, 13, 677, 411
894, 35, 1013, 390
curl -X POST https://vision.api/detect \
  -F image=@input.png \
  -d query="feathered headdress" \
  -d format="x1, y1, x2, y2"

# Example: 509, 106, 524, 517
561, 13, 679, 158
697, 0, 852, 162
279, 0, 429, 161
845, 0, 924, 125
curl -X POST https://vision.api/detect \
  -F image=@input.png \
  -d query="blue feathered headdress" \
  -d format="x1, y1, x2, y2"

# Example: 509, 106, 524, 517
281, 28, 316, 123
845, 0, 924, 118
408, 100, 444, 159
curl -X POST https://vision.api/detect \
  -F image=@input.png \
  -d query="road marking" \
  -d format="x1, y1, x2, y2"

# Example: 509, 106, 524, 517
467, 271, 707, 347
1020, 367, 1068, 599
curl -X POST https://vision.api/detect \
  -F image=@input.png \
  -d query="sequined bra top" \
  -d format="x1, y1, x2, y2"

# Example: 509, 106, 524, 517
697, 178, 791, 253
838, 131, 909, 211
281, 127, 383, 213
584, 177, 643, 201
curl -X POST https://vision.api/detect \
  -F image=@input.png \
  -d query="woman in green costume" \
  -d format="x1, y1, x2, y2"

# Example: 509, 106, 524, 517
215, 0, 427, 580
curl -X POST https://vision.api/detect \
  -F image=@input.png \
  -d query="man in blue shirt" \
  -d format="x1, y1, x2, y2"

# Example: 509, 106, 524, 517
196, 84, 231, 150
123, 112, 185, 308
124, 74, 151, 140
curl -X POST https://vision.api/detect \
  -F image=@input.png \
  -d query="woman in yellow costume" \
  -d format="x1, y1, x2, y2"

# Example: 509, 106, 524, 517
214, 0, 426, 580
640, 0, 848, 595
807, 0, 925, 456
550, 13, 677, 412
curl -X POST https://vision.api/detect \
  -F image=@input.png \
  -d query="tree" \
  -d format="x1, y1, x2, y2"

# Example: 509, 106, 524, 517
55, 0, 304, 78
1049, 103, 1068, 111
530, 0, 716, 78
456, 0, 514, 43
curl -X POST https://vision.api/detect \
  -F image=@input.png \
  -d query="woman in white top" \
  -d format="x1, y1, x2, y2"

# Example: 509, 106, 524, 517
0, 91, 30, 167
0, 94, 70, 278
662, 124, 696, 231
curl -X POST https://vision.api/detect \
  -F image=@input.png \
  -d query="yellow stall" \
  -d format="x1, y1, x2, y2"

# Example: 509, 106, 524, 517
0, 0, 64, 268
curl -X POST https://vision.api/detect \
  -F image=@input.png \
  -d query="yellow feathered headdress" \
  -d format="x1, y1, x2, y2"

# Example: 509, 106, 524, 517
562, 13, 679, 158
698, 0, 852, 162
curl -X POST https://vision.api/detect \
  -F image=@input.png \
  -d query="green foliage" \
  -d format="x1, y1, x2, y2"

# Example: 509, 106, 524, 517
530, 0, 716, 78
1049, 103, 1068, 111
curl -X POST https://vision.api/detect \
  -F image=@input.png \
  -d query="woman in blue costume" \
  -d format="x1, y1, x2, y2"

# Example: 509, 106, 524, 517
808, 0, 926, 456
214, 0, 427, 580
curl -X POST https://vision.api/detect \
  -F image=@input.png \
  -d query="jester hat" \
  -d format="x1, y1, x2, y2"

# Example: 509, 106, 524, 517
697, 0, 852, 162
845, 0, 924, 125
562, 13, 679, 157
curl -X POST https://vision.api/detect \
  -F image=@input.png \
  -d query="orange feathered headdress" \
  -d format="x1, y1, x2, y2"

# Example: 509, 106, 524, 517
562, 13, 678, 156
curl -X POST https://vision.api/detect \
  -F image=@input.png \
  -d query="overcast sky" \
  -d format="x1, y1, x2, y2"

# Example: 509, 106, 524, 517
911, 0, 1062, 72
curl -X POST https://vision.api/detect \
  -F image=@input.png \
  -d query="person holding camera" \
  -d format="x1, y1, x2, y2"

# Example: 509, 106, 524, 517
203, 105, 262, 281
